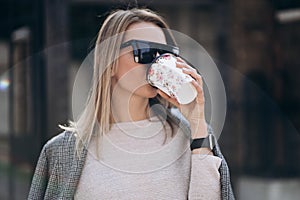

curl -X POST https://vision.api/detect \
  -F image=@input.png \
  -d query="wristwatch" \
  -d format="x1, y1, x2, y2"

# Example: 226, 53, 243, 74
190, 134, 216, 151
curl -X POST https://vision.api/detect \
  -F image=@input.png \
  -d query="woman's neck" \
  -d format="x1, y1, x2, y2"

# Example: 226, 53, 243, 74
110, 85, 153, 123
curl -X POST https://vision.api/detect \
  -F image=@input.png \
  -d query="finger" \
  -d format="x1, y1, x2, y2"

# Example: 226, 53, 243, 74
175, 59, 203, 85
191, 79, 203, 95
176, 57, 198, 71
157, 89, 180, 107
176, 56, 187, 64
182, 68, 203, 86
176, 61, 196, 71
191, 80, 205, 104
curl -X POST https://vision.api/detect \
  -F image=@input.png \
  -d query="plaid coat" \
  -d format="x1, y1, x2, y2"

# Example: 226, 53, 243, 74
28, 108, 235, 200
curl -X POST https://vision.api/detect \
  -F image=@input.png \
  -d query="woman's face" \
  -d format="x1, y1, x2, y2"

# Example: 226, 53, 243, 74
112, 22, 167, 99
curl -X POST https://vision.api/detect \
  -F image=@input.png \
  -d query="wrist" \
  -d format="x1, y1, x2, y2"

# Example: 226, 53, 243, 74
192, 147, 213, 155
190, 134, 216, 154
190, 120, 208, 138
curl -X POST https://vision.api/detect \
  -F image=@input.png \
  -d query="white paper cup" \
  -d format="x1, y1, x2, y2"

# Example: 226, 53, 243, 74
147, 53, 197, 104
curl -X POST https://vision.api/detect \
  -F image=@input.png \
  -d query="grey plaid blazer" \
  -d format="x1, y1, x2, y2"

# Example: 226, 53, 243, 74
28, 108, 235, 200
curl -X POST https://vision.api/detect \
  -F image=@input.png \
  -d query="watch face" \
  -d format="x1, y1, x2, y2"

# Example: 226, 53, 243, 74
190, 134, 215, 150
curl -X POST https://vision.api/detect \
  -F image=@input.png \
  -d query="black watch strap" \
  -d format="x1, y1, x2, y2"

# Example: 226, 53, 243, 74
190, 134, 216, 151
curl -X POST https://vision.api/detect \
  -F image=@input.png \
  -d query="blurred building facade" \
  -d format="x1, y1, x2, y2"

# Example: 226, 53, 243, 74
0, 0, 300, 199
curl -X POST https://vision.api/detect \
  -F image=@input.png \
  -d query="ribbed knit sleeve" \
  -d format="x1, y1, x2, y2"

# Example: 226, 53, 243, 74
188, 154, 222, 200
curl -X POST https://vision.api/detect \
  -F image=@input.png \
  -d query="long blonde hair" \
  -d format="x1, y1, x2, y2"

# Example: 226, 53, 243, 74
62, 8, 178, 156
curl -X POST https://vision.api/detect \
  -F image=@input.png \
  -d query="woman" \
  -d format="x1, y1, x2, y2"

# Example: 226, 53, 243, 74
28, 8, 235, 200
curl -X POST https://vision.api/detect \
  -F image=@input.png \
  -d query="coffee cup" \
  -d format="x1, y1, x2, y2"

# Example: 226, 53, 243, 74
146, 53, 197, 104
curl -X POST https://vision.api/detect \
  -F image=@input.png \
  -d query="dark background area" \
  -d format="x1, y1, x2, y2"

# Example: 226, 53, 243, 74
0, 0, 300, 199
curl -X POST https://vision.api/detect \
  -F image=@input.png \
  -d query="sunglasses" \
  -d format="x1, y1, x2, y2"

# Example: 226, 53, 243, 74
120, 39, 179, 64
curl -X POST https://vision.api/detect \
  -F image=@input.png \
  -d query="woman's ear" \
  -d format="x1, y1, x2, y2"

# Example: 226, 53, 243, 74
111, 67, 117, 77
111, 71, 115, 77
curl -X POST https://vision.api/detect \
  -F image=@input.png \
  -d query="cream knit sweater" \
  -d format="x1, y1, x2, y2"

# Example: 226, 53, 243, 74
75, 116, 221, 200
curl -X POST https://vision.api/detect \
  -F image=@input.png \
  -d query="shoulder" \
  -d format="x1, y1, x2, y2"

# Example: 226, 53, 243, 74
45, 130, 76, 148
42, 130, 76, 157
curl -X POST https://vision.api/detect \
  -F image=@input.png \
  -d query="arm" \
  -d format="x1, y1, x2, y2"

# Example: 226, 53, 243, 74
159, 57, 235, 199
167, 108, 235, 200
188, 124, 235, 200
188, 123, 221, 200
28, 145, 49, 200
187, 120, 235, 199
188, 141, 235, 200
188, 153, 222, 200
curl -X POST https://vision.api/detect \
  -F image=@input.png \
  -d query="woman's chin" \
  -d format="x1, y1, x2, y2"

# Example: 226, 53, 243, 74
147, 86, 158, 98
130, 84, 158, 99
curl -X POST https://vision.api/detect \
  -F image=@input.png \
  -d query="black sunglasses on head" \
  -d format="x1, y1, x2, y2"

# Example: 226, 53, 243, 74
120, 39, 179, 64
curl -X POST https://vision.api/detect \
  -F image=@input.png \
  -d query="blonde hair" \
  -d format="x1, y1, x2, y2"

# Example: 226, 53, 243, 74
62, 8, 178, 156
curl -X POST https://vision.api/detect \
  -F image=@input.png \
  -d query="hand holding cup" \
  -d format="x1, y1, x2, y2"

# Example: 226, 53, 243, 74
149, 55, 208, 138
